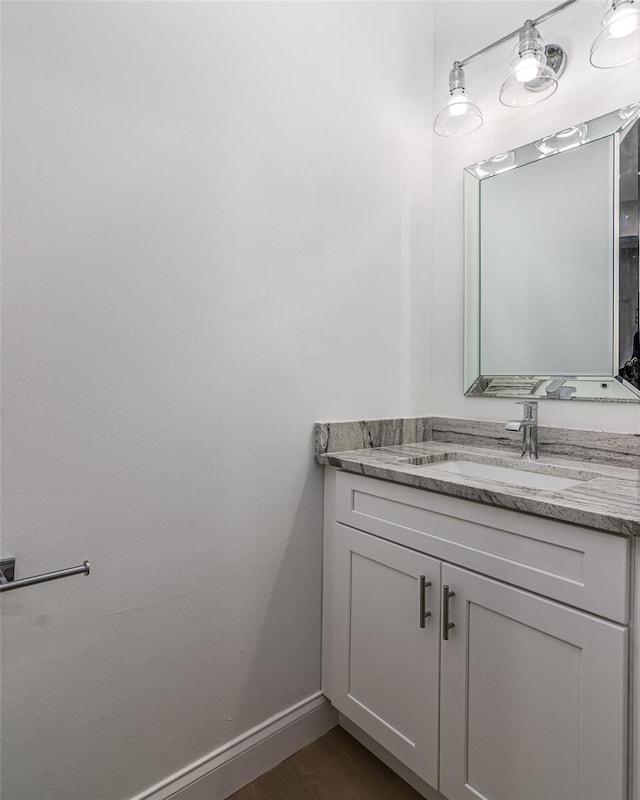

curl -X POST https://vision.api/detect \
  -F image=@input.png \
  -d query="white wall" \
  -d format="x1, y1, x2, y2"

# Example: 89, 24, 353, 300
0, 3, 433, 799
432, 0, 640, 433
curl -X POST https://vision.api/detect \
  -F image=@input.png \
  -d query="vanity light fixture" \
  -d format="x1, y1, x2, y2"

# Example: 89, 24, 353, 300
434, 63, 483, 137
435, 0, 638, 137
499, 22, 563, 107
434, 0, 574, 137
590, 0, 640, 67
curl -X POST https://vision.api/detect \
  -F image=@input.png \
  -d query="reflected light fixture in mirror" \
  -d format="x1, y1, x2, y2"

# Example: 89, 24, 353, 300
473, 151, 516, 177
590, 0, 640, 67
434, 63, 483, 137
499, 22, 562, 106
534, 123, 588, 154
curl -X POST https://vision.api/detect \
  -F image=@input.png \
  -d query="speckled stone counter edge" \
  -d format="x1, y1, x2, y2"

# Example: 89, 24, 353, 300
315, 416, 639, 470
314, 417, 432, 456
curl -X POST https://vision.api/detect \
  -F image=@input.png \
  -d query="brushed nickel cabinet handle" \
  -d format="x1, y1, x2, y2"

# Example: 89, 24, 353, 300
442, 584, 455, 640
419, 575, 432, 628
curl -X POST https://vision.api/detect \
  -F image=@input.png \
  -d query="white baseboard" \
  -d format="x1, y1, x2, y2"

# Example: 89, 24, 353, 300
339, 714, 447, 800
130, 692, 338, 800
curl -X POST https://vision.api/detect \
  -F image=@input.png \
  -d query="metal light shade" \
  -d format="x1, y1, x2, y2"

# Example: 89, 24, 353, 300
499, 22, 559, 107
590, 0, 640, 67
434, 64, 483, 137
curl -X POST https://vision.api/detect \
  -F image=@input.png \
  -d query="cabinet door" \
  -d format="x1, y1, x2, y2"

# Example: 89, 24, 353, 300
331, 525, 441, 787
440, 563, 627, 800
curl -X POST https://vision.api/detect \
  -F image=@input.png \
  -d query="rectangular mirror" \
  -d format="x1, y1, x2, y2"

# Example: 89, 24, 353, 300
464, 103, 640, 402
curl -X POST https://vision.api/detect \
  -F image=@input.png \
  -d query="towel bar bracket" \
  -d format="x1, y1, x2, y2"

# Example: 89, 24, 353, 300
0, 558, 16, 584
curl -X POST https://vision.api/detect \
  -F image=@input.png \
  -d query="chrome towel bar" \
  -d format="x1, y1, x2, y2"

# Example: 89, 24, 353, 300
0, 558, 90, 592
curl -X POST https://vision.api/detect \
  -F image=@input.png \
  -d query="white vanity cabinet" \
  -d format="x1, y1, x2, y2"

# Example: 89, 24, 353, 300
322, 469, 631, 800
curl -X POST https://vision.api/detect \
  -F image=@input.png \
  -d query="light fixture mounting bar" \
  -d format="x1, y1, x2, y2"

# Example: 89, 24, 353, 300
457, 0, 579, 68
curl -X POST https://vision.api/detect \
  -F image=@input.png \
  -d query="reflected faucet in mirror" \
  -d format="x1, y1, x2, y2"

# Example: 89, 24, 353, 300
545, 377, 577, 400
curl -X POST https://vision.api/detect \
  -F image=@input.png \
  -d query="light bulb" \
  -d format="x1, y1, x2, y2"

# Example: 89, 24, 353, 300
514, 55, 542, 82
608, 3, 639, 36
448, 91, 471, 115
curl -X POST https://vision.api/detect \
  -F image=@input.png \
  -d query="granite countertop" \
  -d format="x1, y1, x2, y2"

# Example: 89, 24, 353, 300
316, 440, 640, 536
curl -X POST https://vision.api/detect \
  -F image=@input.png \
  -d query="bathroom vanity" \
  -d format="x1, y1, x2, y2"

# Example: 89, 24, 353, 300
315, 102, 640, 800
316, 423, 639, 800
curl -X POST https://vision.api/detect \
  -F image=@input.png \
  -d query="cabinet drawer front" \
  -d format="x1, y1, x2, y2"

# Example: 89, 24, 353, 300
334, 471, 629, 623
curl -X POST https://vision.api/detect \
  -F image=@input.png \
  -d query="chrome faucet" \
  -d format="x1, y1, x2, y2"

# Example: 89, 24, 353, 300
505, 401, 539, 460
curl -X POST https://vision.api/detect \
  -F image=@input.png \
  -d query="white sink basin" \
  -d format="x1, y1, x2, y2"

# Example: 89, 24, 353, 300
428, 460, 584, 492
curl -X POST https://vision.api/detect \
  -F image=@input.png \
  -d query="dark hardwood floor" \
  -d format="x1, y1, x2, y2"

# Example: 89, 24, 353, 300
227, 726, 423, 800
